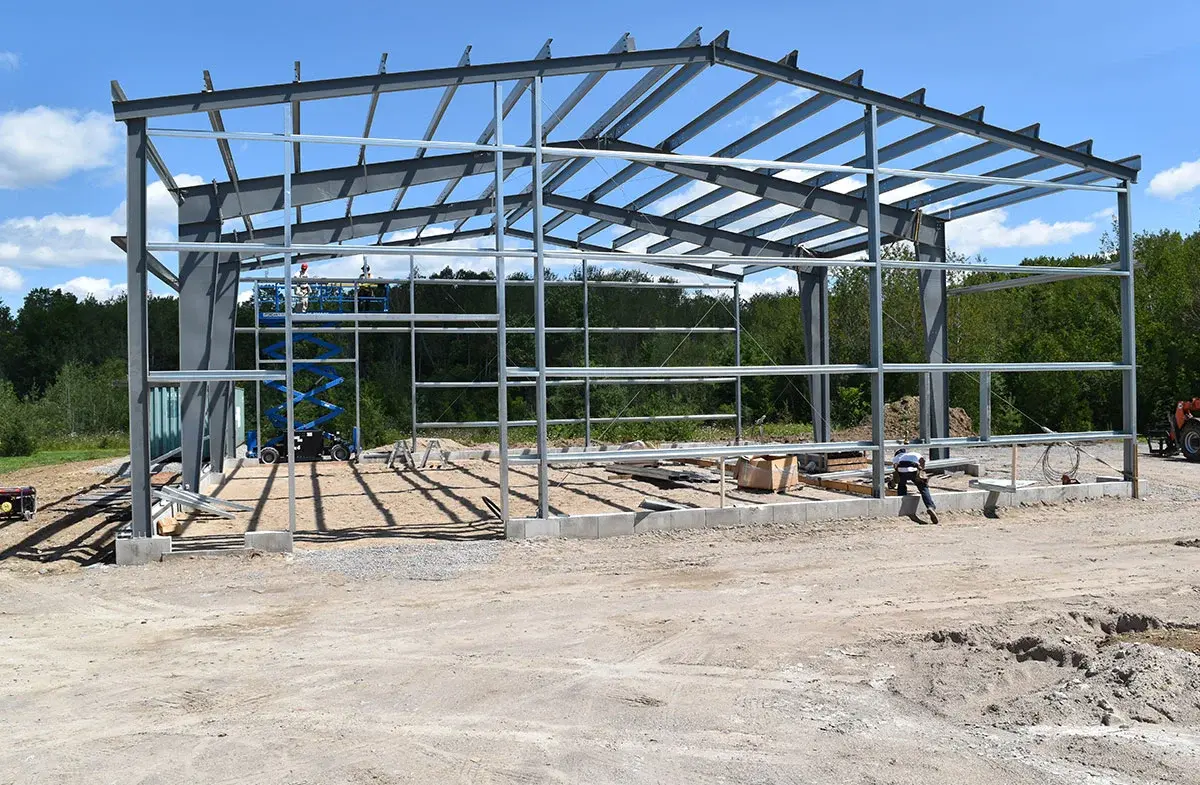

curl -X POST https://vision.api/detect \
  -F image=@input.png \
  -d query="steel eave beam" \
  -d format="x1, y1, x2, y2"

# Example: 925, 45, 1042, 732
112, 81, 181, 205
504, 228, 743, 282
113, 45, 716, 120
236, 226, 498, 271
344, 53, 390, 218
178, 148, 535, 224
713, 48, 1140, 183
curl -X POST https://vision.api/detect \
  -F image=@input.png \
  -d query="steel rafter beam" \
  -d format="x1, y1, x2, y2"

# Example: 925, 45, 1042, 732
713, 48, 1139, 182
501, 28, 709, 232
202, 70, 253, 238
454, 32, 636, 233
110, 235, 180, 291
379, 44, 471, 234
178, 147, 535, 224
609, 70, 868, 251
111, 81, 181, 204
585, 139, 944, 248
291, 61, 301, 221
221, 194, 533, 246
343, 53, 389, 218
503, 228, 743, 282
566, 48, 796, 241
237, 226, 499, 271
544, 193, 806, 260
420, 38, 552, 237
649, 88, 931, 255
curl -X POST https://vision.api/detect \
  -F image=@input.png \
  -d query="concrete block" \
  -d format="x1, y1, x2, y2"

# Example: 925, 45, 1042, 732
736, 504, 775, 528
771, 502, 807, 525
837, 499, 871, 519
505, 517, 526, 540
1102, 481, 1131, 498
666, 508, 707, 532
804, 501, 836, 523
596, 513, 635, 538
633, 511, 673, 534
523, 518, 560, 539
244, 530, 293, 553
704, 506, 744, 529
115, 536, 172, 565
559, 515, 600, 540
894, 495, 922, 518
963, 463, 982, 477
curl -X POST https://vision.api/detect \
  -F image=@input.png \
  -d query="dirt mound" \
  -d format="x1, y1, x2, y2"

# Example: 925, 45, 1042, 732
835, 395, 974, 442
906, 611, 1200, 729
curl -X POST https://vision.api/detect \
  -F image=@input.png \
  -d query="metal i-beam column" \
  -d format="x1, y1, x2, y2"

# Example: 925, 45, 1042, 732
734, 281, 742, 444
354, 283, 361, 456
1118, 183, 1138, 496
864, 105, 886, 498
978, 371, 991, 441
253, 282, 262, 455
177, 220, 221, 492
282, 105, 297, 534
409, 255, 418, 450
125, 118, 152, 538
918, 233, 950, 459
582, 257, 591, 448
531, 76, 550, 520
797, 269, 830, 443
493, 82, 510, 524
208, 260, 238, 471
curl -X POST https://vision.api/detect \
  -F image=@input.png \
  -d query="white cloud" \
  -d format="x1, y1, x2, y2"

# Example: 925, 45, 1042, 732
0, 107, 121, 188
0, 267, 23, 291
740, 271, 796, 298
56, 276, 126, 301
1147, 158, 1200, 200
0, 174, 202, 270
0, 52, 17, 71
946, 208, 1095, 256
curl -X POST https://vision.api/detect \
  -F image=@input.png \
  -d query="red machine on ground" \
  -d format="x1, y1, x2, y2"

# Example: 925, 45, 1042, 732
1147, 398, 1200, 462
0, 486, 37, 521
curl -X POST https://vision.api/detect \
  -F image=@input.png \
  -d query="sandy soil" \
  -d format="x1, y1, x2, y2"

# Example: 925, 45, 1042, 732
2, 479, 1199, 783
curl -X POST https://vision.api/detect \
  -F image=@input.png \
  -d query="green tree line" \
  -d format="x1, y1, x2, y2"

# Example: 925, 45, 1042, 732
0, 224, 1196, 456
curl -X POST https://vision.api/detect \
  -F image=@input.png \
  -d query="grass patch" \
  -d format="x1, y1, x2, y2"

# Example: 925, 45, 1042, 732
0, 448, 128, 477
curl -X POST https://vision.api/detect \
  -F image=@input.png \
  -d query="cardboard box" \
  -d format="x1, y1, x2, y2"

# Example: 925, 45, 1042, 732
735, 455, 802, 491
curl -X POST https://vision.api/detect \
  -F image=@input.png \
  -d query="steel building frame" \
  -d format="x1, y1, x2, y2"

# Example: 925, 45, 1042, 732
114, 33, 1140, 543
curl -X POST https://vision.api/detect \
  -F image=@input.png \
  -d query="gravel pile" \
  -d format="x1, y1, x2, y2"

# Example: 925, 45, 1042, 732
295, 541, 501, 581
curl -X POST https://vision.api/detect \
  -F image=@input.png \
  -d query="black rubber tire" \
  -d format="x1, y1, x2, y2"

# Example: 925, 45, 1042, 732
1180, 419, 1200, 463
330, 444, 351, 462
260, 446, 281, 465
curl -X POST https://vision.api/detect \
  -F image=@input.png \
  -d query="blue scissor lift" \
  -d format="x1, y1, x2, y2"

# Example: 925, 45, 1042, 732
248, 280, 391, 461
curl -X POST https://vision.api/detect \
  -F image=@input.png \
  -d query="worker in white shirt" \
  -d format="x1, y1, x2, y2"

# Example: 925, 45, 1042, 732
295, 262, 311, 312
893, 447, 938, 524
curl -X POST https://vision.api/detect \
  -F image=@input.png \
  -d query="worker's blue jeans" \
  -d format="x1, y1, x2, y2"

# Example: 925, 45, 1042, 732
895, 472, 936, 510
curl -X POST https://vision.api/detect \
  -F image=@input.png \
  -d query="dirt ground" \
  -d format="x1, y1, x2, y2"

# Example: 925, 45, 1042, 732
0, 443, 1198, 783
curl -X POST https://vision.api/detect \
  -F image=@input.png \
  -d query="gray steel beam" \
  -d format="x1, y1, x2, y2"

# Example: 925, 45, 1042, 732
202, 71, 253, 238
503, 228, 743, 282
381, 45, 471, 228
645, 88, 930, 254
611, 70, 864, 250
221, 194, 533, 245
947, 262, 1126, 296
544, 193, 806, 259
207, 260, 239, 471
343, 53, 389, 218
112, 81, 180, 204
125, 118, 152, 539
531, 76, 550, 520
918, 235, 950, 460
422, 38, 551, 233
456, 33, 635, 233
177, 221, 221, 491
292, 61, 301, 222
238, 227, 498, 271
590, 139, 945, 247
713, 105, 982, 250
864, 105, 886, 499
1118, 183, 1137, 489
113, 45, 713, 120
110, 235, 179, 291
180, 147, 535, 224
512, 28, 712, 233
797, 269, 831, 444
713, 48, 1139, 182
569, 49, 795, 241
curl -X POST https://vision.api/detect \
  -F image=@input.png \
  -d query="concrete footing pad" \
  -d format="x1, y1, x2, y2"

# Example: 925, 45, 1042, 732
244, 530, 294, 553
507, 480, 1144, 541
115, 535, 173, 565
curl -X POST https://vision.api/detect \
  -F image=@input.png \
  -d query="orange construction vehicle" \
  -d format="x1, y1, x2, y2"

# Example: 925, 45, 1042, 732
1147, 398, 1200, 462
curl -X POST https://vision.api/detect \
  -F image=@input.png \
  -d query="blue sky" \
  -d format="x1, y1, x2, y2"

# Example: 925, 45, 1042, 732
2, 0, 1199, 304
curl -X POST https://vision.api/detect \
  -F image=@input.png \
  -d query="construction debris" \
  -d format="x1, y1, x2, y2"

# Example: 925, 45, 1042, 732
639, 497, 687, 511
607, 463, 720, 486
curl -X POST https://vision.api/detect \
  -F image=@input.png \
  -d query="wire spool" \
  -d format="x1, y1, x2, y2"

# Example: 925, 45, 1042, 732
0, 501, 11, 513
1039, 442, 1081, 484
